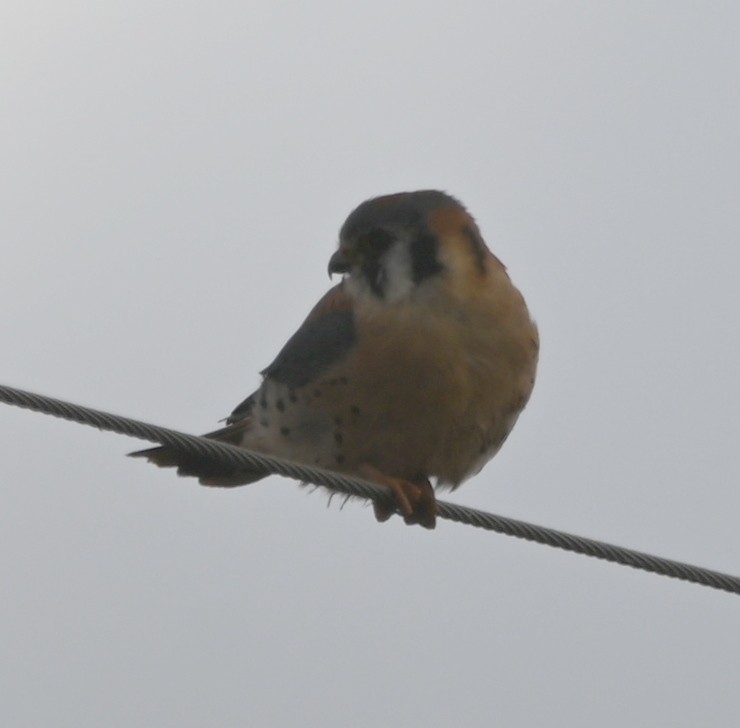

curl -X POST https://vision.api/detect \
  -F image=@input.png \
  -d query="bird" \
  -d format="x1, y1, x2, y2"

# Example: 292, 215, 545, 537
130, 190, 538, 529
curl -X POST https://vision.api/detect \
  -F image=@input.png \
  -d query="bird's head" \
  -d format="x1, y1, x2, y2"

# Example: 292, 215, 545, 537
329, 190, 494, 304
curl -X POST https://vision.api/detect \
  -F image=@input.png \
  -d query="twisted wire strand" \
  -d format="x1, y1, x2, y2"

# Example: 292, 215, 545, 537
1, 382, 738, 596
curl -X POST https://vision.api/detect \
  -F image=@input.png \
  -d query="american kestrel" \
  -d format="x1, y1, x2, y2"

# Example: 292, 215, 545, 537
131, 190, 538, 528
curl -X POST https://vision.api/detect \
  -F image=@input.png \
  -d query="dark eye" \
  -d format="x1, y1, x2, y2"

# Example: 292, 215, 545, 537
356, 228, 395, 297
358, 228, 394, 255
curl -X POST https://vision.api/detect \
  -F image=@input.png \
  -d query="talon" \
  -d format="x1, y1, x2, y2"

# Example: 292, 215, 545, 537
404, 477, 436, 529
372, 499, 395, 523
359, 465, 437, 529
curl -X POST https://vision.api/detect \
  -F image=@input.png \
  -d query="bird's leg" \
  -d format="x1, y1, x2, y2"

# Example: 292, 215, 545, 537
358, 464, 437, 529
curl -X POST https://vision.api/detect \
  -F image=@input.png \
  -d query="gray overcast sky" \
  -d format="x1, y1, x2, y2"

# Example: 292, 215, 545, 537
2, 2, 739, 726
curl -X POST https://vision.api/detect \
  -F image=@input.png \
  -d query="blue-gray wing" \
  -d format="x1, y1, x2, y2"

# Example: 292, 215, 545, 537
227, 283, 356, 422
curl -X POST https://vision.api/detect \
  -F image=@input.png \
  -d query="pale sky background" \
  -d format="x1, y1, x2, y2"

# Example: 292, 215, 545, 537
1, 2, 739, 726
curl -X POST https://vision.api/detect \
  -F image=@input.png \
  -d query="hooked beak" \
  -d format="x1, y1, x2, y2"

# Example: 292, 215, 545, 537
328, 247, 352, 277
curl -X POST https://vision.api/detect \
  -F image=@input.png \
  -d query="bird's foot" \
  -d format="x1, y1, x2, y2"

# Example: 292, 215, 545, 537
358, 465, 437, 529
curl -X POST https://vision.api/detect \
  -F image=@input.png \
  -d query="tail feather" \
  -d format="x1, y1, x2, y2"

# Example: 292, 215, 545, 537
129, 419, 263, 487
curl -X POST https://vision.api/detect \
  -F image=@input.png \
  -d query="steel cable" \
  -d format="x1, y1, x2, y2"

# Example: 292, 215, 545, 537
1, 382, 738, 596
